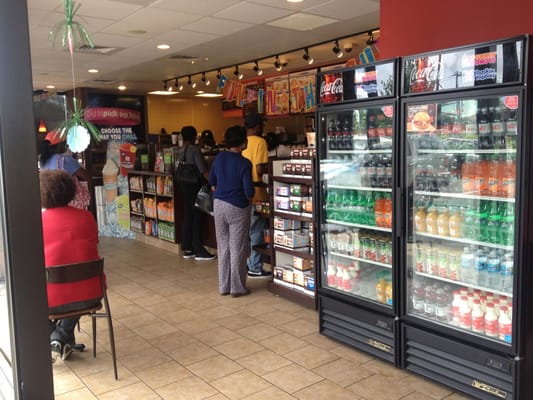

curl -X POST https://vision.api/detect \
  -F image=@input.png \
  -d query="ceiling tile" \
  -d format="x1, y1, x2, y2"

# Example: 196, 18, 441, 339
214, 2, 292, 24
75, 0, 143, 20
267, 12, 338, 31
154, 0, 243, 16
182, 16, 253, 36
306, 0, 379, 20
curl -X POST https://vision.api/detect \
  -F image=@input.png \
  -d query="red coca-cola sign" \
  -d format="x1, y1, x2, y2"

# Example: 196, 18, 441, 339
320, 72, 343, 104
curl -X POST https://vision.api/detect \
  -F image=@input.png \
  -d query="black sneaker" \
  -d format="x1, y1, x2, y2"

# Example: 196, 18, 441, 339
195, 252, 216, 261
51, 340, 62, 363
247, 269, 272, 277
183, 251, 195, 259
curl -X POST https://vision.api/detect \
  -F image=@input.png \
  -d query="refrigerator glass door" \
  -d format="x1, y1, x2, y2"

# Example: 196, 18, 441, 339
320, 104, 394, 307
405, 94, 518, 344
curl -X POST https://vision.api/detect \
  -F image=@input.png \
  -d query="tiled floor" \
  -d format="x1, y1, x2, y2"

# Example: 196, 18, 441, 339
52, 237, 470, 399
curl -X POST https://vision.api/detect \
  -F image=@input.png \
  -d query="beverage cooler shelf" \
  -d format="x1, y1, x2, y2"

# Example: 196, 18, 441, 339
414, 271, 512, 298
273, 245, 314, 260
330, 251, 392, 269
274, 210, 313, 222
415, 191, 515, 202
415, 232, 513, 251
327, 149, 393, 155
326, 219, 392, 233
329, 185, 392, 193
416, 149, 516, 155
273, 176, 313, 184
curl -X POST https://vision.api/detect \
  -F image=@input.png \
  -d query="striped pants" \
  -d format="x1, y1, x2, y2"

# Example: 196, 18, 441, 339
213, 199, 251, 295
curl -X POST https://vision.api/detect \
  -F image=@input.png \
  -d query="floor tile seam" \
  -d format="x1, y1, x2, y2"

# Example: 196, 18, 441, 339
233, 351, 295, 376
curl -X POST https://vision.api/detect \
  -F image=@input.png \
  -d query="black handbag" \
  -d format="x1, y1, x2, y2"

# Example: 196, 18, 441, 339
194, 185, 214, 216
174, 145, 204, 185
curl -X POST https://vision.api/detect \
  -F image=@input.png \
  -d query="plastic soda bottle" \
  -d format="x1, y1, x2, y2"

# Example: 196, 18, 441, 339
484, 303, 499, 337
424, 286, 437, 318
500, 154, 516, 198
460, 246, 474, 284
474, 249, 488, 287
342, 267, 352, 292
435, 288, 450, 322
383, 193, 393, 228
477, 154, 490, 195
501, 252, 514, 292
448, 250, 460, 281
374, 195, 385, 227
336, 265, 344, 288
461, 155, 475, 194
471, 299, 485, 333
498, 305, 512, 343
462, 202, 477, 240
486, 250, 501, 289
500, 203, 515, 246
412, 282, 426, 314
327, 261, 337, 288
486, 201, 502, 244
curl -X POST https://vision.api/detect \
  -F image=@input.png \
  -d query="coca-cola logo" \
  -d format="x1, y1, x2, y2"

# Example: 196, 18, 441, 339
320, 78, 343, 97
409, 61, 442, 89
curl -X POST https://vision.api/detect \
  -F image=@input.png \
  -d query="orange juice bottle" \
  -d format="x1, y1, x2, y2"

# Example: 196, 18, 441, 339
448, 207, 463, 238
425, 206, 439, 234
415, 205, 427, 232
437, 207, 449, 236
375, 272, 386, 303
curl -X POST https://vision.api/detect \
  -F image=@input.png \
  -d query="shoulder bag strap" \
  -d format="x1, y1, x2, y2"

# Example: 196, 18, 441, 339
182, 144, 189, 162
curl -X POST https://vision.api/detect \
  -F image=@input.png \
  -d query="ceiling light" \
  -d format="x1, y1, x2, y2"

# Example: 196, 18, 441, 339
178, 80, 183, 91
302, 48, 314, 65
201, 72, 210, 86
88, 68, 99, 73
333, 40, 343, 58
148, 90, 178, 96
157, 44, 170, 50
253, 61, 263, 76
195, 93, 223, 98
287, 0, 303, 2
46, 85, 55, 89
118, 85, 126, 91
216, 69, 222, 80
233, 65, 243, 80
274, 55, 282, 71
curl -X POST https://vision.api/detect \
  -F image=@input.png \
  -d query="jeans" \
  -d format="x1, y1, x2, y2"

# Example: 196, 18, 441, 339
247, 207, 267, 273
50, 317, 79, 346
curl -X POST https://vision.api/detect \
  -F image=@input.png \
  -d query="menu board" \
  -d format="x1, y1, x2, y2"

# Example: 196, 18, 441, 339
265, 75, 289, 116
289, 70, 317, 114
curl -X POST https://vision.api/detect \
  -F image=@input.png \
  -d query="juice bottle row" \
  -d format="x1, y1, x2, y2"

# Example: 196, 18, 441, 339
327, 229, 393, 266
326, 258, 392, 305
326, 189, 392, 228
414, 241, 513, 293
414, 153, 516, 198
410, 279, 512, 343
415, 198, 514, 246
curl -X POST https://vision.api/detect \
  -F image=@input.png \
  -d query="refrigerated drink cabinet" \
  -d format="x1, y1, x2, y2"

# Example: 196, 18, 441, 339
400, 36, 533, 400
316, 60, 400, 365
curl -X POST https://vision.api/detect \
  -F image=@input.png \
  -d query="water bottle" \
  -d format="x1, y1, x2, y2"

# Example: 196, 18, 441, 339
474, 249, 488, 287
486, 250, 501, 289
460, 246, 474, 284
500, 252, 514, 292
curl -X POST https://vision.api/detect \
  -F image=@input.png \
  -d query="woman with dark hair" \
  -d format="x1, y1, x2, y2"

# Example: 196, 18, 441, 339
40, 170, 101, 362
209, 126, 254, 297
199, 129, 217, 151
176, 125, 215, 261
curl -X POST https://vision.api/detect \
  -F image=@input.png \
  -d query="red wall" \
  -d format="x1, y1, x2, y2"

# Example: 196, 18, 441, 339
380, 0, 533, 58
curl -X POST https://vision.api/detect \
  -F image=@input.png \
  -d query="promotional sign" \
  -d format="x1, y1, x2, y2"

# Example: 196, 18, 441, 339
289, 70, 317, 113
265, 75, 290, 115
319, 71, 343, 104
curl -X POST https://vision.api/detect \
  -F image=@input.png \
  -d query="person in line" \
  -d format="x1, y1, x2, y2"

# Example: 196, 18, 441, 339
40, 170, 101, 362
265, 131, 291, 158
177, 126, 216, 261
199, 129, 217, 152
39, 130, 92, 209
209, 126, 254, 297
242, 113, 271, 277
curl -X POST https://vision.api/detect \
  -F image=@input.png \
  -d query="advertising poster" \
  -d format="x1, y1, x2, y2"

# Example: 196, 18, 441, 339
265, 75, 289, 116
288, 70, 317, 114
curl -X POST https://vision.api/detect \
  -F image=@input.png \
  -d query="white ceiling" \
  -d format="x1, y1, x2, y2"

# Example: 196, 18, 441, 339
27, 0, 380, 96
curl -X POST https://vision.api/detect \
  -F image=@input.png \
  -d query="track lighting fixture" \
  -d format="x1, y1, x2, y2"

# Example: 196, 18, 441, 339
177, 79, 183, 91
233, 65, 243, 80
253, 61, 263, 76
332, 40, 343, 58
274, 55, 282, 71
163, 80, 168, 90
216, 69, 221, 79
188, 75, 196, 88
201, 72, 210, 86
366, 30, 376, 46
302, 48, 314, 65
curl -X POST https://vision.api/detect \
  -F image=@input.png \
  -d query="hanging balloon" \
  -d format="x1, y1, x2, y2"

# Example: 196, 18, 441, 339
66, 124, 91, 153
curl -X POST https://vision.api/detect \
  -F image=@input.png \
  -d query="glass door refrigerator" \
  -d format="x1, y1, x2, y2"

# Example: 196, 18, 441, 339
400, 36, 533, 400
316, 60, 400, 365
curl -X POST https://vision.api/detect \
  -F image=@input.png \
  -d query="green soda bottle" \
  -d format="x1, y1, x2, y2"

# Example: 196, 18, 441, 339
486, 201, 502, 244
500, 203, 515, 246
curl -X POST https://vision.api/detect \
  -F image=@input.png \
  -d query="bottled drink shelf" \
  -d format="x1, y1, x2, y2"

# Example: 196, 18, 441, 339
414, 191, 515, 202
326, 219, 392, 233
330, 251, 392, 269
329, 184, 392, 193
414, 271, 512, 298
327, 149, 393, 155
415, 232, 513, 251
416, 148, 516, 155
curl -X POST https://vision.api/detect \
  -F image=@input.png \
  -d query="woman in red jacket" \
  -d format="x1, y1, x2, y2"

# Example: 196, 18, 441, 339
40, 170, 101, 361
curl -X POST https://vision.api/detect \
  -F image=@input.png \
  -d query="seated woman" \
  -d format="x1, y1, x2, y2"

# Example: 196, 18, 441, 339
40, 170, 101, 361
